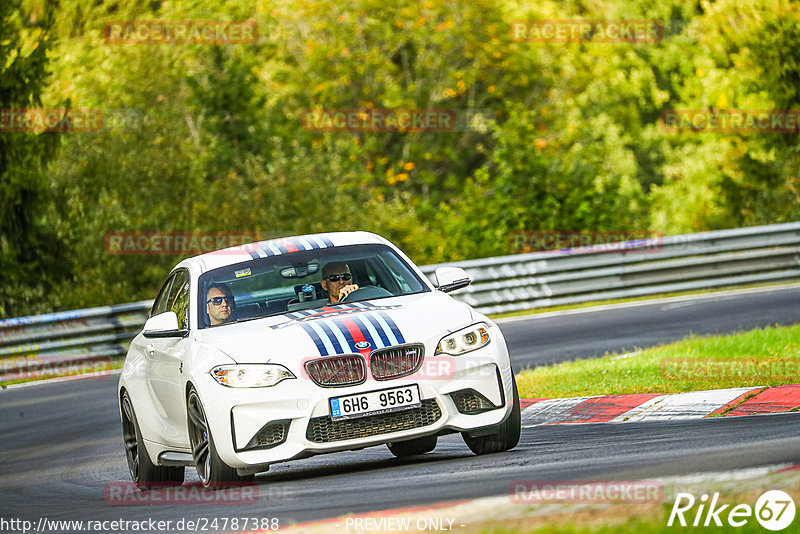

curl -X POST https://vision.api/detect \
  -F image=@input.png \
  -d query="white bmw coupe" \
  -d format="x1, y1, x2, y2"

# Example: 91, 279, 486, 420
118, 231, 520, 489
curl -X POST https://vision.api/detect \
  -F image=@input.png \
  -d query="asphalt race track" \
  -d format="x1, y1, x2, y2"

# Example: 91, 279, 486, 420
1, 286, 799, 531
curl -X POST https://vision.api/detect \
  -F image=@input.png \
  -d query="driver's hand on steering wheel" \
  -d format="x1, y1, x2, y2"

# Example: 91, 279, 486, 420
338, 284, 359, 301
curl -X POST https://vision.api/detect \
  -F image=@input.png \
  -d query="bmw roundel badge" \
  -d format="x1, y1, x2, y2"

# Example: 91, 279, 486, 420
355, 341, 370, 350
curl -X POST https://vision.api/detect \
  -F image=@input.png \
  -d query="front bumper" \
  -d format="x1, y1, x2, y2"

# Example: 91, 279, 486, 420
197, 340, 515, 470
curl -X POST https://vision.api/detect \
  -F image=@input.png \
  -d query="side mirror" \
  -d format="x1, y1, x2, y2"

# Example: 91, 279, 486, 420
434, 267, 471, 293
143, 311, 188, 338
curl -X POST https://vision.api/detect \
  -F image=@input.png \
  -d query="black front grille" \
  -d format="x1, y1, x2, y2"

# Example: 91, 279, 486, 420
305, 354, 366, 387
370, 343, 425, 380
241, 420, 290, 451
306, 399, 442, 443
450, 389, 499, 414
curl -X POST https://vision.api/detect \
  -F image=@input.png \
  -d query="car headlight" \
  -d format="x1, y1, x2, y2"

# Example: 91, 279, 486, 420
435, 323, 491, 356
210, 364, 295, 387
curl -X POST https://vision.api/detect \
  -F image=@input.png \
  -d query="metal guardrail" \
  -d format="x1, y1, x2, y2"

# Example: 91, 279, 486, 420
0, 302, 152, 380
2, 223, 799, 379
420, 222, 800, 314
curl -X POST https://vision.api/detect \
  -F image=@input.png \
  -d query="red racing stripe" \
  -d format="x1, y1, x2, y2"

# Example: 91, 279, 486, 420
338, 316, 371, 356
282, 239, 300, 253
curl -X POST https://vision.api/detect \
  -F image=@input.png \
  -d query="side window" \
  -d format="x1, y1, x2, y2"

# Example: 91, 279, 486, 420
167, 270, 190, 330
151, 275, 175, 318
363, 262, 380, 287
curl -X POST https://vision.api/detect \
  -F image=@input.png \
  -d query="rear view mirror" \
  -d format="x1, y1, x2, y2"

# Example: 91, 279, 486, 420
279, 263, 320, 279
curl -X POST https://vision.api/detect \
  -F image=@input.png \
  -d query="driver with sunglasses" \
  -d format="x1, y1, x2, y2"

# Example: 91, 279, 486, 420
320, 262, 359, 303
206, 283, 236, 325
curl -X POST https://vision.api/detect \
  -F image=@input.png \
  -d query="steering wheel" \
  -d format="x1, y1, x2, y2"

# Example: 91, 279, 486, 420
338, 285, 393, 302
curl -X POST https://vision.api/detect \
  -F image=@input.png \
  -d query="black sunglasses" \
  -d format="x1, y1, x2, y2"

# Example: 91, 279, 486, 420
326, 273, 352, 282
207, 296, 233, 306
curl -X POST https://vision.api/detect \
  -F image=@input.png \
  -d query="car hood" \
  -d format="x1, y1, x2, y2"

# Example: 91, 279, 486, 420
193, 292, 474, 364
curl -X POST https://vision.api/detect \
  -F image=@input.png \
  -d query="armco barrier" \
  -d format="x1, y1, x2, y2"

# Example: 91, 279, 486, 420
420, 223, 800, 314
0, 301, 152, 379
1, 223, 799, 378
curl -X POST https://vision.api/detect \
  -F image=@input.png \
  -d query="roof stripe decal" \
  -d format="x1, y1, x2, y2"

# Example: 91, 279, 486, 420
245, 234, 336, 259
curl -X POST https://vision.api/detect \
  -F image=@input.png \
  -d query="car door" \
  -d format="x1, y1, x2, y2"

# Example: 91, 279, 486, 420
146, 268, 191, 448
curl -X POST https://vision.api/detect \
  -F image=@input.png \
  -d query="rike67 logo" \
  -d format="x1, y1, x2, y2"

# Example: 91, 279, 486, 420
668, 490, 795, 530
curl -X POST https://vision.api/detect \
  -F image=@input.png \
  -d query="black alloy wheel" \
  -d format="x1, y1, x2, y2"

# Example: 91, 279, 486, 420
120, 390, 184, 489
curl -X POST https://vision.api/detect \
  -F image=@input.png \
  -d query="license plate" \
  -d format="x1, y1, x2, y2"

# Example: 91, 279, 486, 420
329, 385, 421, 420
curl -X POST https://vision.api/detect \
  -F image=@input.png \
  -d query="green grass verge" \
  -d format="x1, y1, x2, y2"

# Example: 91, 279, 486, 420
488, 281, 799, 320
516, 323, 800, 399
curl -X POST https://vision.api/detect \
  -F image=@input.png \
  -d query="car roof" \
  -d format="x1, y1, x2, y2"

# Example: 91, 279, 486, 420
176, 231, 390, 275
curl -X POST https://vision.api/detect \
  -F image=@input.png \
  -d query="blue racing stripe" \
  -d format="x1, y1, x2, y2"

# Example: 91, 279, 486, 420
288, 310, 314, 320
299, 322, 328, 356
360, 312, 392, 347
349, 314, 380, 350
245, 243, 260, 260
297, 237, 317, 250
377, 310, 406, 344
355, 313, 389, 349
287, 237, 306, 251
316, 320, 345, 354
256, 243, 275, 257
306, 320, 337, 355
329, 317, 359, 353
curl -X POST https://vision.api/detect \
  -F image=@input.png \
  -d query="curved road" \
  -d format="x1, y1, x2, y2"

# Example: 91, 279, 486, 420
1, 286, 799, 531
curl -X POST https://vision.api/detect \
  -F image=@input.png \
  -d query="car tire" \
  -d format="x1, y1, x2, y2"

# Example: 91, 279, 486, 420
462, 376, 521, 455
387, 435, 438, 457
187, 387, 255, 489
121, 390, 185, 490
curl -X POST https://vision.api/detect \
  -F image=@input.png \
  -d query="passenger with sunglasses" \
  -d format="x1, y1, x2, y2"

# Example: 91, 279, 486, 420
320, 262, 359, 303
206, 283, 236, 325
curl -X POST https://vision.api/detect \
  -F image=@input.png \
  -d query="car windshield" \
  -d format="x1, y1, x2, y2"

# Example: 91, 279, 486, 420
197, 243, 429, 328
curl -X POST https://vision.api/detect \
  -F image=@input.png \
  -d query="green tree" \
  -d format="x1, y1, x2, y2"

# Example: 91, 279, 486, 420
0, 0, 66, 317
